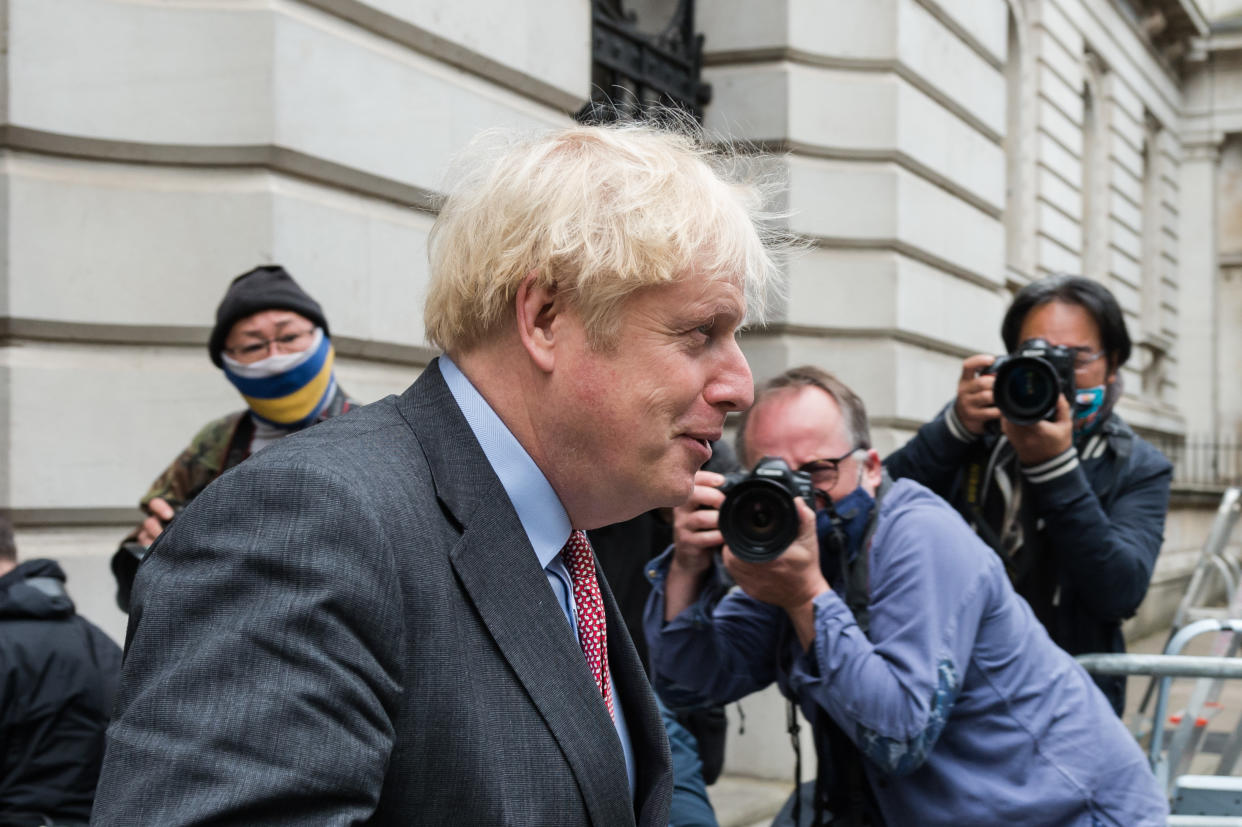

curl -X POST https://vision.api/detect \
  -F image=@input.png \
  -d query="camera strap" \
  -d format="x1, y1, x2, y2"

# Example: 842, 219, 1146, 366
783, 472, 895, 826
962, 440, 1008, 557
786, 698, 806, 825
841, 471, 893, 637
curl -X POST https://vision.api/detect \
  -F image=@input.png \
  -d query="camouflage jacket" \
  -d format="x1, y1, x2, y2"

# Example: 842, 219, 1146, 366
137, 410, 253, 515
112, 387, 352, 611
137, 386, 353, 514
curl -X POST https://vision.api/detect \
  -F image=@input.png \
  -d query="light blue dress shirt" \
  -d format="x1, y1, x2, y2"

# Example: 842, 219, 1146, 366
440, 356, 636, 796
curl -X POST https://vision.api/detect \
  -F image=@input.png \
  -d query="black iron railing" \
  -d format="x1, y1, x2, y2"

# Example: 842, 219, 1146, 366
1148, 435, 1242, 488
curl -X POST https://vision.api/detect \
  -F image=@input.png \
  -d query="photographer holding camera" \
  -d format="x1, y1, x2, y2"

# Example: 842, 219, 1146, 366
645, 365, 1166, 826
885, 274, 1172, 714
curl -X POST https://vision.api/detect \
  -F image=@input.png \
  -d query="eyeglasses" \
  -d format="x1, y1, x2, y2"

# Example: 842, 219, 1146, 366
796, 448, 863, 488
223, 328, 315, 360
1069, 347, 1106, 374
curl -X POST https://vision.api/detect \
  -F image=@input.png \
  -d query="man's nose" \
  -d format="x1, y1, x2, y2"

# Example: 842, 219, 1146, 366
706, 338, 754, 412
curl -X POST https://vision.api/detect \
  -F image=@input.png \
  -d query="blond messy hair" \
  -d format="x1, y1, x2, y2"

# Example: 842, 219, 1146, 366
424, 118, 785, 353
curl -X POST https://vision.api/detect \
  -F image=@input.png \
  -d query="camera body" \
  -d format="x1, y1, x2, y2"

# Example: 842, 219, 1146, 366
717, 456, 815, 563
984, 338, 1078, 426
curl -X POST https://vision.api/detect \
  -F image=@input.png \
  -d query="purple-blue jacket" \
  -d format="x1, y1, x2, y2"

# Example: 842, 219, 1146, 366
644, 479, 1167, 825
884, 406, 1171, 714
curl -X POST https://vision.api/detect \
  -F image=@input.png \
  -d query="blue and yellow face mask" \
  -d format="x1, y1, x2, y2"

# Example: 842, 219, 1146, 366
221, 327, 337, 427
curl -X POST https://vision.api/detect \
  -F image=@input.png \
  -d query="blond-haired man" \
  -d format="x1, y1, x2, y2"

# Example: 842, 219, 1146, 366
93, 122, 780, 826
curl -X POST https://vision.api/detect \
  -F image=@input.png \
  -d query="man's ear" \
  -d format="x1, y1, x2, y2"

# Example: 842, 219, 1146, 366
515, 272, 559, 373
1106, 356, 1120, 388
861, 448, 884, 490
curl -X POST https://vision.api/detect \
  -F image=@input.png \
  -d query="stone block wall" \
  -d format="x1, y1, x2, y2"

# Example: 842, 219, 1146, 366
3, 0, 582, 642
698, 0, 1011, 460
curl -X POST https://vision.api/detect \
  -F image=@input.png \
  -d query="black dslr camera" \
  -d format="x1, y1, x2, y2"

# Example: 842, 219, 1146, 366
717, 457, 816, 563
984, 337, 1077, 426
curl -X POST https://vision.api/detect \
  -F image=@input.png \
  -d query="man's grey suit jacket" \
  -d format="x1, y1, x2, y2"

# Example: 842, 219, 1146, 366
92, 360, 673, 825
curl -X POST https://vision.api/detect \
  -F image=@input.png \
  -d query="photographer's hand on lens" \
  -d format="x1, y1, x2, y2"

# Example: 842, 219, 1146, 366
1001, 392, 1073, 466
954, 354, 1001, 435
136, 497, 176, 547
671, 471, 728, 573
722, 496, 829, 651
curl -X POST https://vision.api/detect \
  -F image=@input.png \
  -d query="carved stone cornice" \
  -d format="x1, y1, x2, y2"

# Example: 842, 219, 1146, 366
1183, 128, 1225, 161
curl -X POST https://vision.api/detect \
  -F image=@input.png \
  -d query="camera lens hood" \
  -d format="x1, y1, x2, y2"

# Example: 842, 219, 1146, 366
719, 477, 801, 563
993, 355, 1060, 425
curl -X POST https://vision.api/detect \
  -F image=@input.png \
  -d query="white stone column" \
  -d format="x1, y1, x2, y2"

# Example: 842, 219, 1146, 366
1177, 134, 1223, 437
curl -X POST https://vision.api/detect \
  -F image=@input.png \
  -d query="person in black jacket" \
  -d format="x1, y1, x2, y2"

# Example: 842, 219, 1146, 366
885, 275, 1172, 714
0, 515, 122, 826
590, 440, 740, 793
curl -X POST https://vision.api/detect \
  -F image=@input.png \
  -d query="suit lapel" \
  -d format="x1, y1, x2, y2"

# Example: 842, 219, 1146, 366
397, 361, 638, 825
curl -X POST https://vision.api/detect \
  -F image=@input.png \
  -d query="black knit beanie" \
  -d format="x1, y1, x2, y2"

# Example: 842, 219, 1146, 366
208, 265, 329, 367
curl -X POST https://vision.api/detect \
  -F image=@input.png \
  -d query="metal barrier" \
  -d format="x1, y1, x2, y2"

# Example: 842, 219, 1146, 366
1080, 618, 1242, 797
1136, 488, 1242, 723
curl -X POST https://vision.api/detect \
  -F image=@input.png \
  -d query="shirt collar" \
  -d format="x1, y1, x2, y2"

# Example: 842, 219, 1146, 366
439, 356, 571, 568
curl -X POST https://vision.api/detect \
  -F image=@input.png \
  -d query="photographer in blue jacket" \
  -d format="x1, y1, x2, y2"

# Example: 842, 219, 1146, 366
885, 274, 1172, 714
645, 365, 1166, 826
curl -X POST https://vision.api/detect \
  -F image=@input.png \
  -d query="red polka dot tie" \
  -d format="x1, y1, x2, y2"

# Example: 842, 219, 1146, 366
562, 530, 613, 718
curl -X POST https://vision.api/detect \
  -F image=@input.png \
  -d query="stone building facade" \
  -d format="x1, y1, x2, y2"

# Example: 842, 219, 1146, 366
3, 0, 1239, 783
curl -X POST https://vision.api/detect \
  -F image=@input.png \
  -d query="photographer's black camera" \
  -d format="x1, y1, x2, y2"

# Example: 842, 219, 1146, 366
984, 337, 1077, 426
717, 457, 815, 563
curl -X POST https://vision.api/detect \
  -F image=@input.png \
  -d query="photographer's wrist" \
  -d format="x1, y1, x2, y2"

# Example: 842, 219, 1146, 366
664, 549, 716, 622
1019, 445, 1078, 483
778, 568, 830, 611
670, 548, 714, 577
949, 401, 984, 439
786, 586, 829, 651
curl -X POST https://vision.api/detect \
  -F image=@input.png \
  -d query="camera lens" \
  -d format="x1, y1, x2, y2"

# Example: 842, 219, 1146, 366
735, 491, 779, 538
994, 357, 1059, 425
719, 480, 800, 563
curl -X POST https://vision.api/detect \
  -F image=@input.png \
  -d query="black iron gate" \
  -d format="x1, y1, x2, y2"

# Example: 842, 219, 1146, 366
577, 0, 711, 123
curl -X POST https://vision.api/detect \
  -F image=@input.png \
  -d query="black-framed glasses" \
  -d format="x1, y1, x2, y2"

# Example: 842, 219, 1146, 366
796, 448, 862, 488
223, 328, 315, 360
